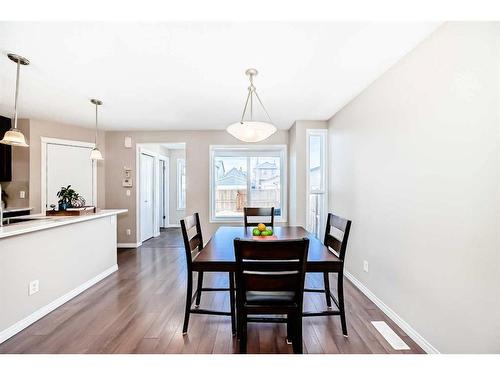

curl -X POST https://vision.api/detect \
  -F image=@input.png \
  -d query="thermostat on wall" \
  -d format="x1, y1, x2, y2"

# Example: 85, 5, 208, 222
122, 178, 133, 188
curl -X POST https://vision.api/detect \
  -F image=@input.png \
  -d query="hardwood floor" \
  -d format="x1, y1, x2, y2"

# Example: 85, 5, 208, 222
0, 228, 424, 354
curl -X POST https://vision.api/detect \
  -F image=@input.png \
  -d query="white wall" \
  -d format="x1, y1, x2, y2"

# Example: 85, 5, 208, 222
328, 22, 500, 353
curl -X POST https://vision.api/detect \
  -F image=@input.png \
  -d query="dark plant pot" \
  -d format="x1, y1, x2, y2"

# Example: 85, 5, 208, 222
59, 202, 69, 211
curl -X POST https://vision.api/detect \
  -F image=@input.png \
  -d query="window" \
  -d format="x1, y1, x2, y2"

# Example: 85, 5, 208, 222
210, 145, 287, 222
306, 129, 327, 238
177, 158, 186, 210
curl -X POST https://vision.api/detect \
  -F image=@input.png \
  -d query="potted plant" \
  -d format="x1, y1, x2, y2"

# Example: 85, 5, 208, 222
56, 185, 81, 210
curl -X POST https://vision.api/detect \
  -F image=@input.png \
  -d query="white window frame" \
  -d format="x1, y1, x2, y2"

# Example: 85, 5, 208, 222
305, 129, 328, 238
209, 144, 287, 223
177, 158, 186, 210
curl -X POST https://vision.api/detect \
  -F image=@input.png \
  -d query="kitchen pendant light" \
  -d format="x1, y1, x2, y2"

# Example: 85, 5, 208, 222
226, 68, 277, 143
0, 54, 30, 147
90, 99, 103, 160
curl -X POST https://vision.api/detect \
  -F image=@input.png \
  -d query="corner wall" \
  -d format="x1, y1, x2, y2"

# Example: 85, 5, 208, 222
328, 22, 500, 353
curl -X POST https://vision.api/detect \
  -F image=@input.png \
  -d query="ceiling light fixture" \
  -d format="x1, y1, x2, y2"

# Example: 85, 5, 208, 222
226, 68, 277, 143
0, 53, 30, 147
90, 99, 103, 160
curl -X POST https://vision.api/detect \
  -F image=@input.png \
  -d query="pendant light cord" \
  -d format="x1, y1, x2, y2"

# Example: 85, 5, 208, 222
13, 59, 20, 129
94, 103, 98, 147
239, 73, 272, 124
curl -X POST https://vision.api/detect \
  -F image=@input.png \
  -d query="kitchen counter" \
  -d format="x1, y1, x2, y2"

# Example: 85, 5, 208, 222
0, 208, 127, 344
0, 209, 127, 239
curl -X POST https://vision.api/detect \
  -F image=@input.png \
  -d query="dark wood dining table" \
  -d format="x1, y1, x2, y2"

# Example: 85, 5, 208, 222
194, 226, 343, 317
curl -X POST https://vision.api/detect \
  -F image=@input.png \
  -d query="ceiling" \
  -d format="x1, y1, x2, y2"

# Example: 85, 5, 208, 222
0, 22, 439, 131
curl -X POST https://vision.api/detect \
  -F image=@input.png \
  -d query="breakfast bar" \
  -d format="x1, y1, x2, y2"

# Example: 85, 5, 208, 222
0, 209, 127, 344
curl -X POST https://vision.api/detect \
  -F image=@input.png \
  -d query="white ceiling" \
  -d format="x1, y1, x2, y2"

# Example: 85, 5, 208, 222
0, 22, 439, 131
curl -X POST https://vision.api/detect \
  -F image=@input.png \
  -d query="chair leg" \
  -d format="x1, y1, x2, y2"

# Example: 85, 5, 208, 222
292, 314, 303, 354
323, 272, 332, 309
195, 271, 203, 307
229, 272, 236, 335
182, 271, 193, 335
286, 313, 294, 344
239, 313, 247, 354
338, 272, 348, 337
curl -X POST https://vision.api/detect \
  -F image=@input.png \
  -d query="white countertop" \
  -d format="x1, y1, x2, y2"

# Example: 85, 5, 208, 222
0, 209, 128, 240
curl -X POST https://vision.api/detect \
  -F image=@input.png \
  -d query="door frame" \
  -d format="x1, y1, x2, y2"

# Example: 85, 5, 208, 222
41, 137, 97, 212
158, 155, 170, 228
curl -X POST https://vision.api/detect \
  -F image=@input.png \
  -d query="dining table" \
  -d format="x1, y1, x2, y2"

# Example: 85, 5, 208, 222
194, 225, 344, 317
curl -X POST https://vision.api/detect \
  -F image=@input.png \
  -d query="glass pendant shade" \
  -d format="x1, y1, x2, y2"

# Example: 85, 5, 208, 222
0, 128, 29, 147
226, 121, 277, 143
90, 98, 104, 160
90, 147, 103, 160
226, 68, 277, 143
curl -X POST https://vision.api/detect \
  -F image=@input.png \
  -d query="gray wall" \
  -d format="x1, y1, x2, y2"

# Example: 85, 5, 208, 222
328, 22, 500, 353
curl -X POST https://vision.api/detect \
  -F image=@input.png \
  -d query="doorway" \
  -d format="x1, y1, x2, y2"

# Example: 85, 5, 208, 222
137, 143, 186, 245
159, 157, 169, 228
140, 152, 155, 242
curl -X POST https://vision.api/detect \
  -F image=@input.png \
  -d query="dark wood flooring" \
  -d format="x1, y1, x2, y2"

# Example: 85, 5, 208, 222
0, 228, 424, 354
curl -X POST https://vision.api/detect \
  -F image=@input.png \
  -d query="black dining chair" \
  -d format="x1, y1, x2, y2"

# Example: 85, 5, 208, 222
234, 237, 309, 354
180, 213, 236, 335
243, 207, 274, 228
305, 213, 351, 336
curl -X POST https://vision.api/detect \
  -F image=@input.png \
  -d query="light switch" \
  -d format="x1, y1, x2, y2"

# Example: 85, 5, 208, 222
126, 190, 131, 196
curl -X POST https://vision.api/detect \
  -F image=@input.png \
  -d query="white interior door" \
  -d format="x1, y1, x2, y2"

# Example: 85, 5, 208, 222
46, 142, 95, 209
140, 153, 155, 242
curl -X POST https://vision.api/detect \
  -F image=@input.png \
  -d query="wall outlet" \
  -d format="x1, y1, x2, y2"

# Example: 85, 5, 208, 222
126, 229, 131, 236
29, 280, 39, 295
19, 190, 26, 199
363, 260, 369, 273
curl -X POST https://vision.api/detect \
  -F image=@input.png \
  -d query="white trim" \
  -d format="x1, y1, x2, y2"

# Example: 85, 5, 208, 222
166, 223, 180, 228
117, 242, 142, 248
208, 144, 288, 223
344, 270, 440, 354
40, 136, 97, 212
0, 264, 118, 344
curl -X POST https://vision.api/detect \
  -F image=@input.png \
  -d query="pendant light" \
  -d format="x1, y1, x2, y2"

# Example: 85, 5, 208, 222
226, 68, 277, 143
0, 54, 30, 147
90, 99, 103, 160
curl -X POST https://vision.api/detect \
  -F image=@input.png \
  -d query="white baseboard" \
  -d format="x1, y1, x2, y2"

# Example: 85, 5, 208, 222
0, 264, 118, 344
117, 242, 142, 248
166, 224, 180, 228
344, 270, 440, 354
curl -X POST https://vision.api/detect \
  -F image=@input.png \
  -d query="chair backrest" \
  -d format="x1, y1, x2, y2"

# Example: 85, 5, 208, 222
324, 213, 351, 261
180, 213, 204, 269
234, 238, 309, 306
243, 207, 274, 228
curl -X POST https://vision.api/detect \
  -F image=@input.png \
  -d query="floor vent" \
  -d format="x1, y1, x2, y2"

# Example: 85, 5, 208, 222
371, 321, 411, 350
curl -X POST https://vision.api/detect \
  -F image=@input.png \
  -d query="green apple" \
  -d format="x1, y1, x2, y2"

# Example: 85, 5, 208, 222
252, 228, 261, 236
